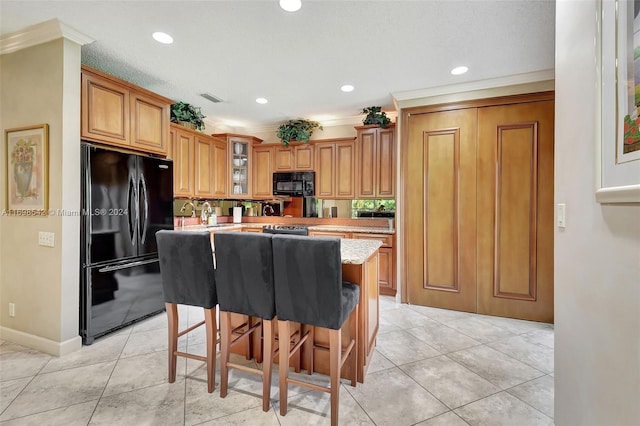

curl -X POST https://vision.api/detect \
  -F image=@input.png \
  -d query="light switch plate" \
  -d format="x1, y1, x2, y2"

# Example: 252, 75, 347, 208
557, 203, 566, 228
38, 231, 55, 247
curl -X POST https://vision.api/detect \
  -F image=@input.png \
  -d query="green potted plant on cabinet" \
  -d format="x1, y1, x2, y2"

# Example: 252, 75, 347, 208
276, 119, 322, 146
361, 106, 391, 128
171, 101, 206, 131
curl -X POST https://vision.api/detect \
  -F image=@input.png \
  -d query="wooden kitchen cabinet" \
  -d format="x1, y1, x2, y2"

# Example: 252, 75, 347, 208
252, 145, 274, 199
274, 143, 314, 171
81, 65, 171, 156
314, 138, 356, 199
213, 133, 263, 199
169, 124, 227, 198
170, 125, 195, 198
352, 233, 396, 296
308, 230, 352, 239
355, 124, 395, 198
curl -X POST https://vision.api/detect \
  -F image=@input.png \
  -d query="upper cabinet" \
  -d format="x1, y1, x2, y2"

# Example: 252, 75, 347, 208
169, 124, 227, 199
355, 124, 396, 198
274, 143, 314, 171
314, 138, 356, 199
252, 145, 274, 199
212, 133, 263, 199
81, 65, 172, 156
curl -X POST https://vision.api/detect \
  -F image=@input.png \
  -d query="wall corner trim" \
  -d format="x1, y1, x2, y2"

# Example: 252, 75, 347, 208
0, 18, 94, 55
0, 326, 82, 356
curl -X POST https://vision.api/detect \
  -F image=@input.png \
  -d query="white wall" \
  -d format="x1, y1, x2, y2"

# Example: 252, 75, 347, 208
555, 1, 640, 424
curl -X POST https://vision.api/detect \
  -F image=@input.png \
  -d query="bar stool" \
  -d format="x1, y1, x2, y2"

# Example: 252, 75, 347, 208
156, 230, 218, 393
272, 234, 359, 426
213, 231, 277, 412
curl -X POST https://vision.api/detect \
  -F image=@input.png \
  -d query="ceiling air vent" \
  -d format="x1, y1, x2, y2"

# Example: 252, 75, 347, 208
200, 92, 223, 103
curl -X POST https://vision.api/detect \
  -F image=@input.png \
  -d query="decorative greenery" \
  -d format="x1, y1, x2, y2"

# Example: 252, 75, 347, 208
361, 106, 391, 128
170, 101, 206, 131
276, 119, 322, 146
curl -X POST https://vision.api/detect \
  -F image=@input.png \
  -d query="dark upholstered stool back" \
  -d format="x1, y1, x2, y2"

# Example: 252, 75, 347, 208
213, 232, 276, 320
157, 230, 217, 309
272, 235, 359, 330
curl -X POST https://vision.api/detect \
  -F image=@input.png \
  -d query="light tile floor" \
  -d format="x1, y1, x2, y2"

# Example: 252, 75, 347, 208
0, 296, 554, 425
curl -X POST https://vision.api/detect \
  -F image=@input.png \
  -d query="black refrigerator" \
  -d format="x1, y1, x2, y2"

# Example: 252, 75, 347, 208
80, 143, 173, 344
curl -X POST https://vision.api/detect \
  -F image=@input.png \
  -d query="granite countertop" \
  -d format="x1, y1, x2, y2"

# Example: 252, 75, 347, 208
340, 239, 382, 265
178, 223, 394, 235
179, 223, 243, 232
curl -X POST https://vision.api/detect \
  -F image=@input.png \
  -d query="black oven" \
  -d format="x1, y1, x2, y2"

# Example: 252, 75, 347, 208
273, 172, 315, 197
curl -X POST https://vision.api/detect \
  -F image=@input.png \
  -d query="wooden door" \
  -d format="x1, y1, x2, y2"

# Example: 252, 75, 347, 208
194, 135, 214, 198
377, 127, 395, 197
275, 146, 293, 170
316, 143, 335, 197
294, 144, 314, 170
172, 128, 195, 198
406, 108, 478, 312
81, 72, 129, 146
212, 138, 228, 197
252, 146, 273, 198
130, 91, 168, 155
335, 141, 355, 198
476, 101, 554, 322
357, 128, 376, 197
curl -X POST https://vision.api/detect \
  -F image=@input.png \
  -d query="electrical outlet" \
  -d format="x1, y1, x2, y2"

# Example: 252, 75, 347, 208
9, 303, 15, 317
38, 231, 55, 247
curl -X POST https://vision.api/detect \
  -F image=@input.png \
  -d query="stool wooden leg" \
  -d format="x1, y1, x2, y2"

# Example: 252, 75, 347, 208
220, 311, 232, 398
329, 328, 341, 426
204, 307, 217, 393
278, 320, 290, 416
165, 303, 178, 384
306, 325, 314, 375
262, 319, 275, 412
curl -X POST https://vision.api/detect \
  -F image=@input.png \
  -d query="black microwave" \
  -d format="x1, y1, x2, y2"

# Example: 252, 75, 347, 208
273, 172, 315, 196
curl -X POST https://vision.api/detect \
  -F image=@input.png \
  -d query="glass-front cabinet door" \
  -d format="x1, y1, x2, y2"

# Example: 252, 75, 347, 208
212, 133, 263, 199
230, 138, 250, 197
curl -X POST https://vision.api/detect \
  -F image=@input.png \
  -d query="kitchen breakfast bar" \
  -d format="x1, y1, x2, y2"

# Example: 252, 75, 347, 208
183, 225, 382, 383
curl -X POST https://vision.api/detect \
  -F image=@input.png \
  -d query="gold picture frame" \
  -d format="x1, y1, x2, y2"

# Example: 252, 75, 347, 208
5, 124, 49, 215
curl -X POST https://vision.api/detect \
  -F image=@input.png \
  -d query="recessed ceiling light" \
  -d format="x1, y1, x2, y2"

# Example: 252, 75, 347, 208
341, 84, 354, 93
152, 32, 173, 44
280, 0, 301, 12
256, 97, 268, 104
451, 66, 469, 75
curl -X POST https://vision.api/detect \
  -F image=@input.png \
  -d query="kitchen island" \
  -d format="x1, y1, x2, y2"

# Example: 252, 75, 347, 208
179, 225, 381, 383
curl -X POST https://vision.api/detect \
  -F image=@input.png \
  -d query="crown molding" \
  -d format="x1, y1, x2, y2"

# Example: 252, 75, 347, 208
0, 19, 94, 55
392, 69, 555, 105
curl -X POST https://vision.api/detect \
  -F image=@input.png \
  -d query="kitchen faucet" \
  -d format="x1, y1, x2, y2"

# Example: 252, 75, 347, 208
179, 201, 196, 229
201, 201, 213, 224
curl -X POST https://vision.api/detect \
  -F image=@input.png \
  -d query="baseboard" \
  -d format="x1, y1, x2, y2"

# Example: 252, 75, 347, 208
0, 326, 82, 356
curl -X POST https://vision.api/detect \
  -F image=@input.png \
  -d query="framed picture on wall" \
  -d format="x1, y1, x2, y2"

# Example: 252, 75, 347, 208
597, 0, 640, 203
4, 124, 49, 214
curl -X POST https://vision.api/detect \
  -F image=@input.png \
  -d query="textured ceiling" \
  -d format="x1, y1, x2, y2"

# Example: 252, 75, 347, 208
0, 0, 555, 130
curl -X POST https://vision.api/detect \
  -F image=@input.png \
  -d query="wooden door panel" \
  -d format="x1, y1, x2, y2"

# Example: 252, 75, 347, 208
194, 136, 213, 197
174, 131, 194, 197
358, 130, 376, 197
406, 108, 477, 312
212, 139, 228, 197
294, 145, 314, 170
425, 132, 457, 289
496, 124, 537, 299
82, 73, 129, 145
130, 92, 167, 154
316, 144, 335, 197
252, 147, 273, 198
336, 142, 355, 198
477, 101, 554, 322
275, 147, 293, 170
377, 128, 395, 197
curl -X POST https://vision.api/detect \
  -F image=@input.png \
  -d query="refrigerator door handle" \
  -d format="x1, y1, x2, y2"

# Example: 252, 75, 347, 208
98, 258, 159, 273
139, 174, 149, 244
128, 173, 137, 247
